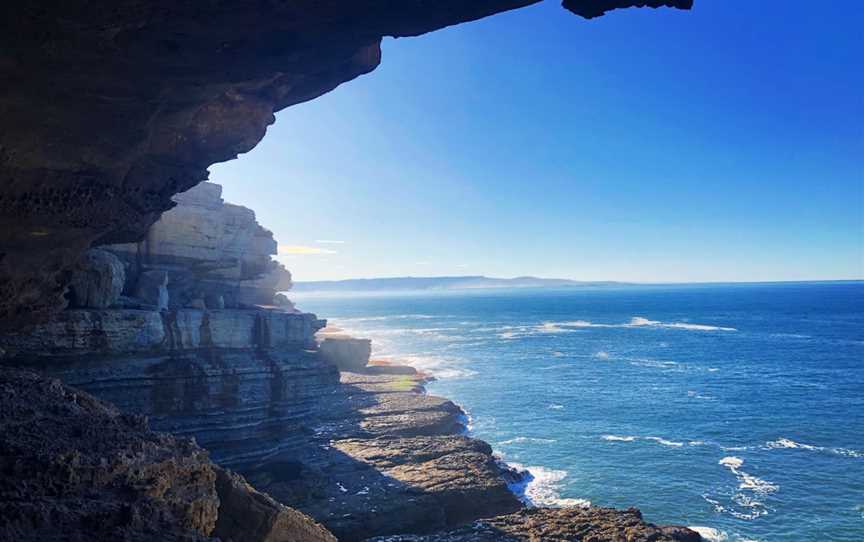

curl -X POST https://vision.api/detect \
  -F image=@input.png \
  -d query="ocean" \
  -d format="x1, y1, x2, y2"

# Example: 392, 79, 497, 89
294, 282, 864, 542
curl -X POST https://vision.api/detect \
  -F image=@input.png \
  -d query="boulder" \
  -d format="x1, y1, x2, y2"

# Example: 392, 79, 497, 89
66, 249, 125, 309
319, 337, 372, 372
214, 467, 336, 542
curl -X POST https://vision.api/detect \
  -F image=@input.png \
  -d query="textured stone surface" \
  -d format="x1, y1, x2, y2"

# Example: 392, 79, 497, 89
365, 507, 702, 541
249, 370, 521, 541
214, 467, 336, 542
0, 367, 344, 542
0, 367, 218, 542
108, 182, 292, 309
67, 248, 126, 309
0, 308, 323, 357
0, 1, 691, 328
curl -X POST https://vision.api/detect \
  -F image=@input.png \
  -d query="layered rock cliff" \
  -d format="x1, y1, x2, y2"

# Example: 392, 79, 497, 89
0, 0, 692, 329
1, 183, 330, 470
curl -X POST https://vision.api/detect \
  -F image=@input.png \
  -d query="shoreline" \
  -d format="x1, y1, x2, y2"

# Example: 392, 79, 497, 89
314, 326, 703, 541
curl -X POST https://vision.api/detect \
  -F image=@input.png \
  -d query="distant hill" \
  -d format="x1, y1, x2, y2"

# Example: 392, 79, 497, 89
292, 275, 628, 293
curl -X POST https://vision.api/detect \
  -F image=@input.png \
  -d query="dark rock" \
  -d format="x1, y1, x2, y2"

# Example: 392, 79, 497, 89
564, 0, 693, 19
67, 248, 126, 309
0, 367, 218, 541
320, 337, 372, 372
364, 506, 703, 541
214, 467, 336, 542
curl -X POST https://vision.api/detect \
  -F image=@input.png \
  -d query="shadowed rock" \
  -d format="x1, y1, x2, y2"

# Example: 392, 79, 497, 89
364, 506, 702, 541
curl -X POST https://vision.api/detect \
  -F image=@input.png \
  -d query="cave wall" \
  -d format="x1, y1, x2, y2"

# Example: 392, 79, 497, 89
0, 1, 691, 329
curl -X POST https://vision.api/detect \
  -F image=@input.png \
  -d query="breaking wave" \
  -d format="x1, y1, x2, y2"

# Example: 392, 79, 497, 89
506, 463, 591, 508
765, 438, 862, 458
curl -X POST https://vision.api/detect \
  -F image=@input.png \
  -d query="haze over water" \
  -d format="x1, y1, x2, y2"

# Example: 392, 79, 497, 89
297, 282, 864, 542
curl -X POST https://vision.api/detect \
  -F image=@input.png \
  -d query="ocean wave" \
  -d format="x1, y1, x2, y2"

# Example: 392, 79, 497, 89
646, 436, 685, 447
765, 438, 863, 458
602, 434, 637, 442
376, 353, 478, 380
600, 434, 684, 447
548, 404, 564, 410
687, 390, 715, 400
499, 436, 557, 445
688, 526, 728, 542
708, 456, 778, 520
506, 463, 591, 508
548, 317, 737, 332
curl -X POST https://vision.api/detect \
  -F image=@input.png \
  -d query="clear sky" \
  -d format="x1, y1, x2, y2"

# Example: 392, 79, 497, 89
210, 0, 863, 283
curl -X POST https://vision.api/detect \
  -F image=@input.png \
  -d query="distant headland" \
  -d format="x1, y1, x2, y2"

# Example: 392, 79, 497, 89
293, 275, 629, 292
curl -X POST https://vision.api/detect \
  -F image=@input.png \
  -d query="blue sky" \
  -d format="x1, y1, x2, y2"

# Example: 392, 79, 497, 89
210, 0, 863, 283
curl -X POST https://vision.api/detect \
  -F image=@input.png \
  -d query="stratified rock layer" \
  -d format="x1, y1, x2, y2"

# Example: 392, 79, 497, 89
108, 182, 292, 310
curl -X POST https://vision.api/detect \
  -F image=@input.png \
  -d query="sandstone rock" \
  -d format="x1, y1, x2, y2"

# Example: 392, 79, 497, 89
214, 467, 336, 542
107, 182, 291, 310
364, 506, 702, 541
251, 372, 517, 541
136, 269, 170, 310
320, 337, 372, 372
67, 248, 126, 309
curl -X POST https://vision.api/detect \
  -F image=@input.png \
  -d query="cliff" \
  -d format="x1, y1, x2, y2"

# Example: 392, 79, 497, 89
0, 183, 700, 541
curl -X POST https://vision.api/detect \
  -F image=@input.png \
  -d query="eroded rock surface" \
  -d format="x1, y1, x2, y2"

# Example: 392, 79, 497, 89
248, 370, 522, 542
0, 367, 341, 542
0, 1, 692, 328
213, 467, 336, 542
365, 506, 701, 542
0, 367, 218, 542
108, 182, 292, 310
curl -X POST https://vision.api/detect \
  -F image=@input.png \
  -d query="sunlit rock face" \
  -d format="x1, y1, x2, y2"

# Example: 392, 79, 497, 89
0, 0, 691, 330
107, 182, 293, 310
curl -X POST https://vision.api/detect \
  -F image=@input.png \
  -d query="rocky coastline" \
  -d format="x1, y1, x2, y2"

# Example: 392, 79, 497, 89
0, 182, 699, 541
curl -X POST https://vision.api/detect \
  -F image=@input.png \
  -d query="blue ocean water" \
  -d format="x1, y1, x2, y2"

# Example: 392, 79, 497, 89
295, 282, 864, 542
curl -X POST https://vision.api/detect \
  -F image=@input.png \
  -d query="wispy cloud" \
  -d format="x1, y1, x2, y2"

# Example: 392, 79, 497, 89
414, 261, 431, 265
278, 244, 337, 255
315, 239, 345, 244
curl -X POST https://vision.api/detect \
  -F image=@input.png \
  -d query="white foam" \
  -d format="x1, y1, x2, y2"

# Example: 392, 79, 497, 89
765, 437, 863, 458
646, 436, 685, 447
627, 316, 737, 331
602, 434, 637, 442
548, 404, 565, 410
499, 436, 557, 445
507, 463, 591, 508
718, 456, 780, 502
593, 350, 611, 359
688, 526, 728, 542
377, 353, 477, 380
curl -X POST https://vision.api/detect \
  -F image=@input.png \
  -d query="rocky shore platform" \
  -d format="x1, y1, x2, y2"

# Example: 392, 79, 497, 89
264, 360, 701, 542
